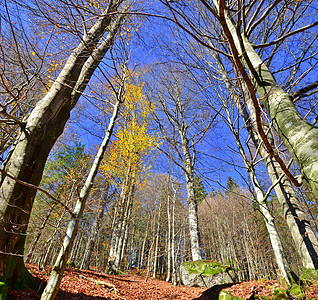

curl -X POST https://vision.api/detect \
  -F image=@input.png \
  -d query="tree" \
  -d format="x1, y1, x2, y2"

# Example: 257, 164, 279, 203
0, 0, 125, 295
102, 76, 160, 273
194, 175, 207, 204
181, 0, 318, 198
147, 65, 215, 261
207, 45, 318, 269
41, 70, 124, 299
162, 0, 318, 271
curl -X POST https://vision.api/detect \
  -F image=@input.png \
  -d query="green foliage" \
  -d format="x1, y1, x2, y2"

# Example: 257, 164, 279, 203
300, 268, 318, 285
288, 284, 305, 300
0, 282, 8, 300
219, 290, 244, 300
225, 177, 238, 193
182, 260, 231, 276
273, 288, 288, 299
194, 175, 207, 204
260, 285, 306, 300
43, 142, 89, 192
66, 261, 76, 268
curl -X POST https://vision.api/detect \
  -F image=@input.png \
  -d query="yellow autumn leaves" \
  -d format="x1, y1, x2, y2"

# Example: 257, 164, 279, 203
100, 78, 161, 182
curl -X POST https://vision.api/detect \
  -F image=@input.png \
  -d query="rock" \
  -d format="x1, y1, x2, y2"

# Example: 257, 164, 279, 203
180, 260, 237, 288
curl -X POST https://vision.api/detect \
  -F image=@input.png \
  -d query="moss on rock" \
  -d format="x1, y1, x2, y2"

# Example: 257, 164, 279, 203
182, 260, 231, 276
0, 282, 8, 300
288, 284, 305, 300
180, 260, 237, 287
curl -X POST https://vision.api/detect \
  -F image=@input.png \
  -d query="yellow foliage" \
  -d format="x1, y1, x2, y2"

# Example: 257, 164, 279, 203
101, 77, 161, 182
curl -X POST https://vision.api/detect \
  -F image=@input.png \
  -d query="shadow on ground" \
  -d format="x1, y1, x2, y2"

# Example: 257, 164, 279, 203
194, 283, 238, 300
8, 275, 112, 300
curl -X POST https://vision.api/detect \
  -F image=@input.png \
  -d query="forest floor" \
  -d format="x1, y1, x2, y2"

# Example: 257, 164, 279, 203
7, 264, 318, 299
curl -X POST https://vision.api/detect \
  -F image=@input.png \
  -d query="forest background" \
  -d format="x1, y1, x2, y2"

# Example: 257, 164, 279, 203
0, 0, 317, 299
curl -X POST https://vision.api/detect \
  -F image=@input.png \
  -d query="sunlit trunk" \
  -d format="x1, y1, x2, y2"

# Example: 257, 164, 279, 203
180, 132, 202, 261
0, 4, 123, 296
40, 95, 121, 300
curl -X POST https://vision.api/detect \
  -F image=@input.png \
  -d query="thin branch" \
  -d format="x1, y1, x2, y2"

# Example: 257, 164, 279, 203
254, 21, 318, 49
0, 169, 75, 217
218, 0, 301, 187
292, 81, 318, 99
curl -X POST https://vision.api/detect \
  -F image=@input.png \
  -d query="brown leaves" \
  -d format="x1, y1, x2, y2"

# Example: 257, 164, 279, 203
9, 265, 318, 299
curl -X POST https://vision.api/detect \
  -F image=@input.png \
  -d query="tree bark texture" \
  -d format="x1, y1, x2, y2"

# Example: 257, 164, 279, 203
0, 2, 123, 293
214, 0, 318, 200
211, 42, 318, 269
179, 119, 202, 261
41, 95, 122, 300
243, 98, 318, 269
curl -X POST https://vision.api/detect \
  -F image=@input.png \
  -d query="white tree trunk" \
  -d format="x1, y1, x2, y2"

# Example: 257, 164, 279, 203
0, 2, 123, 294
180, 130, 202, 261
210, 41, 318, 269
171, 182, 177, 285
214, 0, 318, 200
114, 173, 135, 271
40, 95, 122, 300
152, 201, 161, 278
166, 194, 171, 282
139, 221, 149, 270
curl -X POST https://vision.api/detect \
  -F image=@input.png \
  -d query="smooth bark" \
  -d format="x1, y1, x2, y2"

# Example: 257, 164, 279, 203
210, 45, 318, 269
213, 0, 318, 199
0, 1, 123, 293
40, 93, 122, 300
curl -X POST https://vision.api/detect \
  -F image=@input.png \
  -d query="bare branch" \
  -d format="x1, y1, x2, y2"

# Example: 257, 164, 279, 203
0, 168, 75, 217
254, 22, 318, 49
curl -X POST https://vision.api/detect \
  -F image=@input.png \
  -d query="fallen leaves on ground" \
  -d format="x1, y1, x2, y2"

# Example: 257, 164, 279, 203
7, 264, 318, 299
223, 280, 318, 299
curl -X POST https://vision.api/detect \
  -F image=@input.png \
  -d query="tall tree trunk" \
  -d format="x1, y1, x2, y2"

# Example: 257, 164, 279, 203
244, 98, 318, 269
210, 44, 318, 269
171, 184, 177, 285
139, 220, 149, 270
214, 0, 318, 200
40, 90, 122, 300
0, 3, 123, 294
107, 163, 133, 273
250, 171, 295, 285
179, 126, 202, 261
145, 214, 157, 282
114, 173, 135, 271
152, 200, 162, 278
166, 194, 171, 282
218, 86, 295, 284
